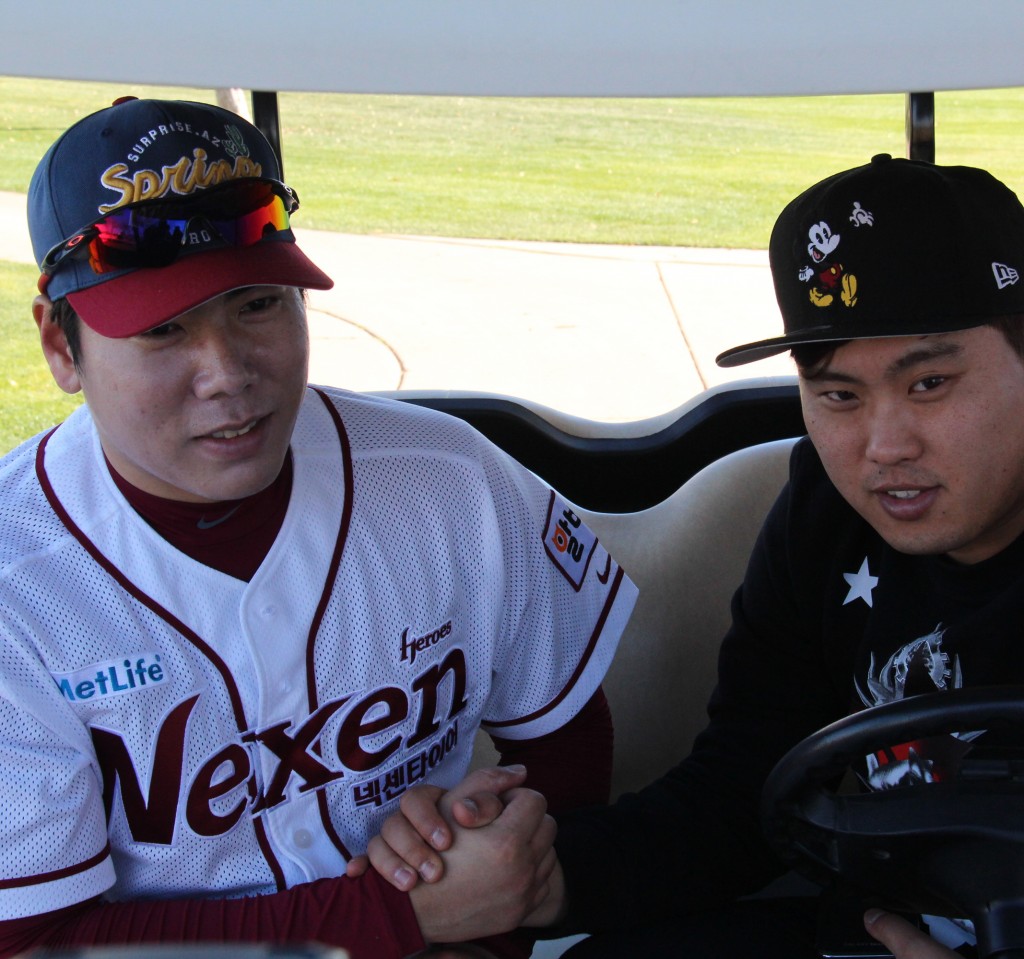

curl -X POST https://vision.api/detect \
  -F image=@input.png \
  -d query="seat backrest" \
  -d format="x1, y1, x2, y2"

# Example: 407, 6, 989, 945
471, 436, 798, 798
583, 437, 797, 797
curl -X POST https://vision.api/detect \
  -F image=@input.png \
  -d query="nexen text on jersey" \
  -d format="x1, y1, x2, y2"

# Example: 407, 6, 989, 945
54, 653, 166, 702
87, 649, 470, 844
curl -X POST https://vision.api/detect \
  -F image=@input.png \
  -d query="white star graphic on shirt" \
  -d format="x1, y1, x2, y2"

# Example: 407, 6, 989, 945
843, 557, 878, 607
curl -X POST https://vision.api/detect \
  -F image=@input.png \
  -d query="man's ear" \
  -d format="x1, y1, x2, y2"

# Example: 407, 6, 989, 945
34, 295, 82, 395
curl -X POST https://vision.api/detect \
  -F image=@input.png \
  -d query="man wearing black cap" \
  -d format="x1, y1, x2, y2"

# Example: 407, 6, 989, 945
0, 98, 639, 959
361, 155, 1024, 959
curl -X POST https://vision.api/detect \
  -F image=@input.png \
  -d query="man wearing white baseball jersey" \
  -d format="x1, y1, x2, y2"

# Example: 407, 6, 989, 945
0, 97, 637, 959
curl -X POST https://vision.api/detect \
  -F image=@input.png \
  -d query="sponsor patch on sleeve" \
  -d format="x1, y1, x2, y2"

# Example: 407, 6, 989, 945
543, 491, 598, 590
53, 651, 168, 703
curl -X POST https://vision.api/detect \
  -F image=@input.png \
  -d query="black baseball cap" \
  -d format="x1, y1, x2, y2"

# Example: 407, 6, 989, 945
28, 97, 333, 337
716, 154, 1024, 367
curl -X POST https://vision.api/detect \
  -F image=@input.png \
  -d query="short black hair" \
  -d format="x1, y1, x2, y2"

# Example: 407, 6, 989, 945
989, 313, 1024, 361
790, 340, 848, 379
791, 314, 1024, 378
49, 297, 82, 370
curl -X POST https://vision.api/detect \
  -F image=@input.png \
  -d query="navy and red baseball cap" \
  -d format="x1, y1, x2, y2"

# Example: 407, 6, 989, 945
716, 154, 1024, 367
28, 97, 333, 337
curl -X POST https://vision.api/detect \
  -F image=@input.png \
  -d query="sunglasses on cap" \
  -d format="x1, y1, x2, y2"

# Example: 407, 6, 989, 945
39, 178, 299, 285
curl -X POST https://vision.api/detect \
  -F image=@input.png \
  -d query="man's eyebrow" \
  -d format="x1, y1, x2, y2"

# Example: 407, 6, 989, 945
225, 285, 283, 301
225, 287, 262, 301
885, 340, 964, 376
806, 340, 965, 383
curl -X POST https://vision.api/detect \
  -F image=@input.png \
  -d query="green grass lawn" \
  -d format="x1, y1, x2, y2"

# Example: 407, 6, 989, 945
3, 77, 1024, 452
6, 78, 1024, 247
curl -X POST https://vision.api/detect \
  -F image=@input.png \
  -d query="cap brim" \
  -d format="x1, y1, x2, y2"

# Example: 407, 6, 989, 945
715, 314, 996, 368
715, 329, 829, 367
67, 240, 334, 338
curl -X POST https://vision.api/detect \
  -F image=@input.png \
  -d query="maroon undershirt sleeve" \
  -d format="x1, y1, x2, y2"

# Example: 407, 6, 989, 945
0, 872, 424, 959
490, 686, 614, 814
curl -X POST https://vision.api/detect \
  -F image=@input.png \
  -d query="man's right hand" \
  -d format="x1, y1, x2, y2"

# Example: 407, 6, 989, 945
408, 783, 560, 943
350, 765, 529, 890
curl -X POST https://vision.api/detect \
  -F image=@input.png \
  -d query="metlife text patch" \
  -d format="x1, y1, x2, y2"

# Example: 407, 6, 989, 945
53, 653, 167, 702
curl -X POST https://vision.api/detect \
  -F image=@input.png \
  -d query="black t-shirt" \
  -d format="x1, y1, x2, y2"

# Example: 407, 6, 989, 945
556, 437, 1024, 932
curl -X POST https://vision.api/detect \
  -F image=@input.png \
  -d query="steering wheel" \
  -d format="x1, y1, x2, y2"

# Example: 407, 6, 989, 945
761, 686, 1024, 959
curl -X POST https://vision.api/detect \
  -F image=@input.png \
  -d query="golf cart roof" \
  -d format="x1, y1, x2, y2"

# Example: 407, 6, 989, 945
7, 0, 1024, 98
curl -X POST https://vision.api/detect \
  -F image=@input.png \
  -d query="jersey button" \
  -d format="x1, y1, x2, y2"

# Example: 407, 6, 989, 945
260, 605, 277, 618
294, 829, 313, 849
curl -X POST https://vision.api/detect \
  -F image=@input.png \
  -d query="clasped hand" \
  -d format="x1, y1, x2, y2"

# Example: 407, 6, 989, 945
348, 765, 563, 944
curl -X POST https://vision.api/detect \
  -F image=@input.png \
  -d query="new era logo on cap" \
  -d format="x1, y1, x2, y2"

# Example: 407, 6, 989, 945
993, 262, 1020, 290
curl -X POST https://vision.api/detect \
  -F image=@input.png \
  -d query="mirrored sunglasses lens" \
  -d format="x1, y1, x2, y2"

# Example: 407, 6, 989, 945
64, 182, 292, 274
207, 194, 290, 246
89, 210, 187, 271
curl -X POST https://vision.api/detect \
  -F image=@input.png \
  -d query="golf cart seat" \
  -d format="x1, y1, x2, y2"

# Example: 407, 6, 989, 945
471, 433, 800, 798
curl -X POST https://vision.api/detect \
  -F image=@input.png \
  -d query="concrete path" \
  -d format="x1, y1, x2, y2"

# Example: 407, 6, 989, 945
1, 190, 793, 422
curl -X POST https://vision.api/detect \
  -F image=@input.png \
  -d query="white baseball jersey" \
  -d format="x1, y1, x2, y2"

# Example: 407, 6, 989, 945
0, 386, 636, 920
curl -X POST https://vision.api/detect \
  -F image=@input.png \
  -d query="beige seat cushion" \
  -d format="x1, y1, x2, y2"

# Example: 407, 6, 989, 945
585, 437, 797, 798
472, 437, 798, 799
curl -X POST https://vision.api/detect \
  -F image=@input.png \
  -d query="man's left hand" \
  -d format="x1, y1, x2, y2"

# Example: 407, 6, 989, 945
864, 910, 960, 959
